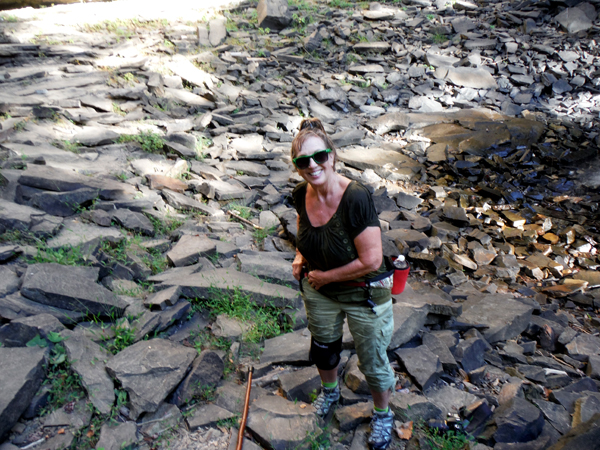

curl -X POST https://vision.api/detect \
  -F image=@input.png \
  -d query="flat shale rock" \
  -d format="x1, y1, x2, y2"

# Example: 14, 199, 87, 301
388, 303, 428, 350
556, 7, 593, 34
187, 404, 236, 430
459, 294, 534, 343
395, 345, 443, 390
257, 0, 292, 30
260, 328, 310, 365
105, 338, 196, 419
160, 268, 300, 308
61, 330, 114, 415
548, 413, 600, 450
493, 397, 545, 443
277, 366, 321, 403
95, 421, 138, 450
335, 401, 373, 431
166, 234, 217, 267
425, 385, 479, 417
390, 392, 443, 422
21, 263, 127, 317
247, 394, 318, 450
444, 67, 498, 89
0, 347, 47, 441
236, 252, 296, 286
0, 313, 64, 347
46, 219, 124, 250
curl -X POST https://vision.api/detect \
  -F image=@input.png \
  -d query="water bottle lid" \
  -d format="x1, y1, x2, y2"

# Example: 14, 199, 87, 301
397, 255, 405, 261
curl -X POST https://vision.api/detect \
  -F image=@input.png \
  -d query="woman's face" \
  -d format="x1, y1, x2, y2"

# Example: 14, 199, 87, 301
296, 135, 335, 187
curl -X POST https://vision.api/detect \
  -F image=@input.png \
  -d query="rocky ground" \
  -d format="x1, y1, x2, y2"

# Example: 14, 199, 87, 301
1, 0, 600, 449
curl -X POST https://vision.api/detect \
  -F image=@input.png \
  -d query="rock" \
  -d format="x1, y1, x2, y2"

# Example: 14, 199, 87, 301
459, 294, 533, 343
422, 332, 458, 371
73, 127, 120, 146
566, 334, 600, 361
390, 392, 443, 422
95, 421, 138, 450
161, 189, 220, 216
425, 385, 479, 417
237, 252, 296, 286
395, 345, 443, 390
146, 174, 188, 193
46, 219, 124, 251
209, 17, 227, 47
61, 330, 115, 415
257, 0, 291, 31
21, 263, 127, 317
166, 234, 217, 267
0, 313, 64, 347
556, 7, 593, 34
493, 397, 545, 443
277, 366, 321, 403
215, 381, 268, 414
159, 268, 301, 309
444, 67, 498, 89
573, 394, 600, 427
187, 404, 237, 429
335, 401, 373, 431
212, 314, 251, 340
111, 208, 155, 236
105, 338, 196, 419
247, 395, 319, 450
533, 398, 572, 435
139, 403, 182, 436
345, 354, 370, 395
548, 413, 600, 450
0, 347, 47, 441
260, 328, 310, 365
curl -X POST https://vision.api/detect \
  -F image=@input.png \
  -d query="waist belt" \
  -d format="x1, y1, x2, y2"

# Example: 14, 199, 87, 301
340, 268, 394, 287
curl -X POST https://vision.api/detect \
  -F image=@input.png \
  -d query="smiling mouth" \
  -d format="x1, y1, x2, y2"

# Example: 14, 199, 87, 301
308, 169, 323, 176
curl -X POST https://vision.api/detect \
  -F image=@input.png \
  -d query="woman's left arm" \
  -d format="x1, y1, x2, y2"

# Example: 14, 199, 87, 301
306, 226, 382, 290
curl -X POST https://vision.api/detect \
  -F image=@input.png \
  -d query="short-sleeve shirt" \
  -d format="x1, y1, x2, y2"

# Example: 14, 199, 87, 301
292, 180, 385, 285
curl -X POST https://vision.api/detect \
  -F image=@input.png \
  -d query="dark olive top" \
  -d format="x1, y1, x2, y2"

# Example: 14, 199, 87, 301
292, 180, 385, 294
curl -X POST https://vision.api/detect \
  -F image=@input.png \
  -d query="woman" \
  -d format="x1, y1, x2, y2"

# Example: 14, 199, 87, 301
291, 118, 395, 450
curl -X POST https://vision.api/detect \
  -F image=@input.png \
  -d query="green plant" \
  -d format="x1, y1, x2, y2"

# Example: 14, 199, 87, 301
421, 427, 473, 450
117, 131, 164, 153
258, 27, 271, 35
1, 15, 18, 22
148, 214, 184, 236
253, 226, 275, 248
107, 319, 135, 354
43, 343, 86, 413
329, 0, 353, 8
193, 286, 290, 343
226, 202, 253, 220
56, 140, 80, 153
191, 329, 231, 353
427, 14, 435, 20
216, 414, 240, 429
432, 33, 448, 44
30, 244, 92, 266
226, 18, 239, 32
13, 120, 27, 132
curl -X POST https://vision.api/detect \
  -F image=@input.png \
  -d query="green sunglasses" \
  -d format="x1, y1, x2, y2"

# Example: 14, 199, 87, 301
293, 148, 332, 170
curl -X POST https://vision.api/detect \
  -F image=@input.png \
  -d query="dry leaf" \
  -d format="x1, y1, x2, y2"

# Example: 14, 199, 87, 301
299, 404, 307, 409
58, 428, 65, 435
86, 430, 94, 438
396, 421, 413, 440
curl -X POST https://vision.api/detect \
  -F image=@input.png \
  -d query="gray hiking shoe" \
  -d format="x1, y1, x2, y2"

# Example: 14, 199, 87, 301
312, 384, 340, 418
367, 409, 394, 450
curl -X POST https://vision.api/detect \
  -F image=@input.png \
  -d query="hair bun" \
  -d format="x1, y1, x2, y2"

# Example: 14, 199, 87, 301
299, 118, 325, 132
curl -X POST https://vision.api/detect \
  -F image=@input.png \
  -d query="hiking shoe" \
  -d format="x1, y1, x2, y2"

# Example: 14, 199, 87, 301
312, 384, 340, 418
367, 409, 394, 450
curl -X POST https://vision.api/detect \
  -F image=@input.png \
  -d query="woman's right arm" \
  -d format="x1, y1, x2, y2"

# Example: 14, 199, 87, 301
292, 215, 306, 280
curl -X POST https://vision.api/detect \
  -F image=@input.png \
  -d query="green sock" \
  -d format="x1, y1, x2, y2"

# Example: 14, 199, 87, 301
374, 406, 389, 413
322, 380, 337, 389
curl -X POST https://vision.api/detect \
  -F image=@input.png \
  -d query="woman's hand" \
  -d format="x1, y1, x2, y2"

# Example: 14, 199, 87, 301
292, 252, 306, 281
307, 270, 328, 290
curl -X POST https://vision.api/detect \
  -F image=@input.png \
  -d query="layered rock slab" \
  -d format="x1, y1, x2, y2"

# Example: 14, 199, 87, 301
247, 394, 319, 450
20, 263, 127, 317
0, 347, 47, 441
459, 294, 534, 343
105, 338, 196, 418
159, 268, 301, 308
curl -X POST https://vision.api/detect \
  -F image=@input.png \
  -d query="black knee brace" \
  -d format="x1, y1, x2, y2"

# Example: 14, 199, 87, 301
309, 337, 343, 371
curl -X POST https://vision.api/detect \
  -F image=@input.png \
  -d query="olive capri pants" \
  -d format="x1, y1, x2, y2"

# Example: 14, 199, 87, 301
301, 279, 396, 393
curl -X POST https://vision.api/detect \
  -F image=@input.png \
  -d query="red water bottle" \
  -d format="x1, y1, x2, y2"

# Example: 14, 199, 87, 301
392, 255, 409, 295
